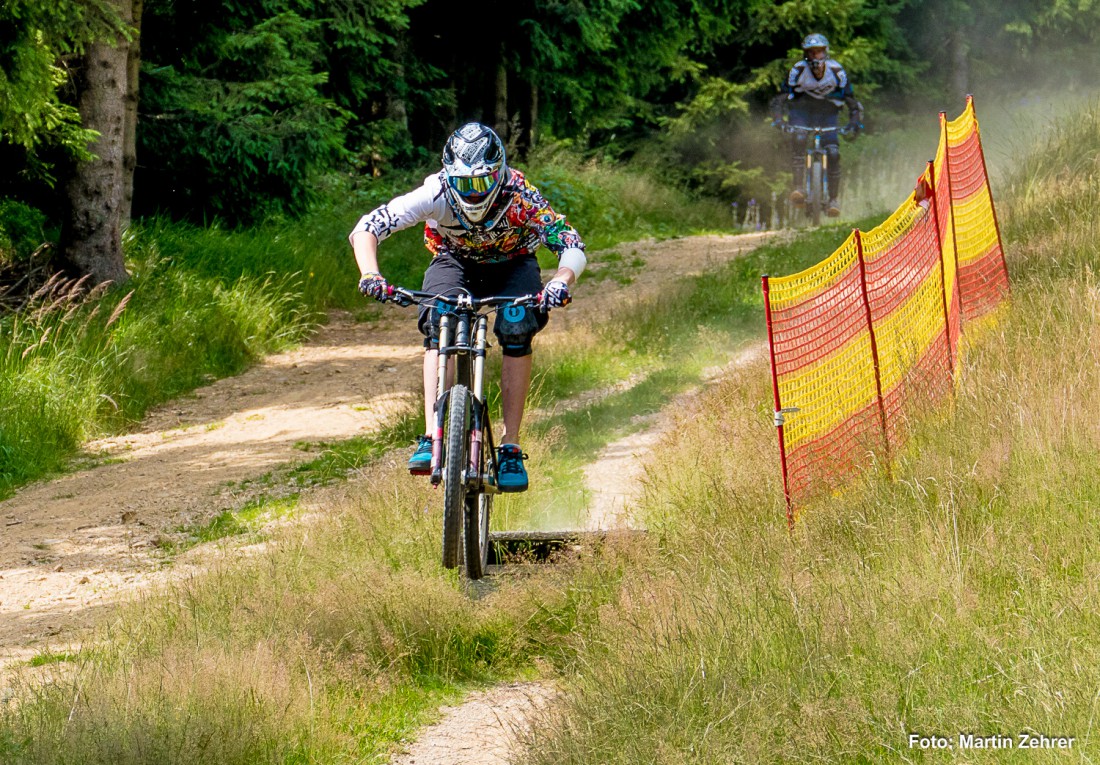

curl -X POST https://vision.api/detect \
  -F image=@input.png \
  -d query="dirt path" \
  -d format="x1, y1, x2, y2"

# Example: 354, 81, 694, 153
0, 231, 775, 671
389, 682, 559, 765
580, 342, 767, 531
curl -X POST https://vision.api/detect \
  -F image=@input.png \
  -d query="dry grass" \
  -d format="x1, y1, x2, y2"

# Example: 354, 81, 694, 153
521, 103, 1100, 764
0, 449, 629, 763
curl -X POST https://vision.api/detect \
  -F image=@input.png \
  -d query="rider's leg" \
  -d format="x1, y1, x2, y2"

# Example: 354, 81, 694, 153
500, 353, 533, 443
788, 108, 809, 205
488, 256, 547, 492
410, 255, 464, 473
825, 140, 842, 215
789, 136, 807, 205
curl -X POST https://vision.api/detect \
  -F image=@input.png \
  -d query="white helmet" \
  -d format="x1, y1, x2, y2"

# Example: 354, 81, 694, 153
802, 33, 829, 59
442, 122, 508, 227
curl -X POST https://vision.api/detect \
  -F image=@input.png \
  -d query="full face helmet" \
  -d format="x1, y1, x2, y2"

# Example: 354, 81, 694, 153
802, 33, 829, 68
442, 122, 508, 227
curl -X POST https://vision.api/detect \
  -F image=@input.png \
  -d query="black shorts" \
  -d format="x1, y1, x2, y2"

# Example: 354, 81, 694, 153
417, 254, 549, 357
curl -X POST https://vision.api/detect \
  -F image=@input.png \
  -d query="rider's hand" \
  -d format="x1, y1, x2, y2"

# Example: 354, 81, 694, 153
540, 279, 571, 310
845, 122, 863, 136
358, 272, 389, 302
771, 118, 784, 129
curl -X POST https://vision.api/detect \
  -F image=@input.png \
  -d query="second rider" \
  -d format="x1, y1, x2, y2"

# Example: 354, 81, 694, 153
349, 122, 586, 493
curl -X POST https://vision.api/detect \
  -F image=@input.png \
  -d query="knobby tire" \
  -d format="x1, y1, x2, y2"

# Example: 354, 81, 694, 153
442, 384, 469, 569
810, 159, 824, 227
464, 491, 491, 580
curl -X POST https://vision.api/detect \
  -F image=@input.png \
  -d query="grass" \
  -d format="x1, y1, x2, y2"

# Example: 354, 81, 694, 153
0, 126, 914, 761
0, 211, 864, 764
0, 458, 630, 764
0, 263, 312, 498
516, 102, 1100, 763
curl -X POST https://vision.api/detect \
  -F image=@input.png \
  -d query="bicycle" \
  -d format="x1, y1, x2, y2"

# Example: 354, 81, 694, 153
775, 123, 850, 227
382, 286, 544, 580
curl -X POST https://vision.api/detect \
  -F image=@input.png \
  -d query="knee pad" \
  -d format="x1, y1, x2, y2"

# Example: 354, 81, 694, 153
826, 144, 841, 163
494, 304, 543, 357
418, 301, 457, 350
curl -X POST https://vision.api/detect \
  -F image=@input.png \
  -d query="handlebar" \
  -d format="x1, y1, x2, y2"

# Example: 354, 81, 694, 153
774, 123, 841, 134
384, 286, 543, 311
772, 121, 857, 136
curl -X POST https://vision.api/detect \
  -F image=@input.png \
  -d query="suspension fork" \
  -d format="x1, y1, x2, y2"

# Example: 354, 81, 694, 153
468, 315, 489, 482
430, 313, 453, 482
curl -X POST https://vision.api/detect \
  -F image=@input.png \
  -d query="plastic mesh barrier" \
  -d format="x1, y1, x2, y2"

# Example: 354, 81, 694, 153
764, 97, 1010, 522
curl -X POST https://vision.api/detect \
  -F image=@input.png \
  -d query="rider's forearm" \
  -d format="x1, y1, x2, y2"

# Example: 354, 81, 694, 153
551, 266, 577, 287
351, 231, 381, 275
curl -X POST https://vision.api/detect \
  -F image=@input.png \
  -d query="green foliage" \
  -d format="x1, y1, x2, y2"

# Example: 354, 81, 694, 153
137, 10, 350, 223
0, 0, 128, 182
0, 199, 47, 263
0, 241, 313, 496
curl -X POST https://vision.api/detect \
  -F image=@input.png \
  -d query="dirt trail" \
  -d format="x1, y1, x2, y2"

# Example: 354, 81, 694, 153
0, 231, 774, 672
390, 682, 559, 765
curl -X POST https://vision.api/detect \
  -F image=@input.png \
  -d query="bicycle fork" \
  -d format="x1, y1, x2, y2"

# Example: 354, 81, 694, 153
468, 316, 489, 486
429, 311, 491, 488
804, 135, 830, 204
429, 313, 453, 484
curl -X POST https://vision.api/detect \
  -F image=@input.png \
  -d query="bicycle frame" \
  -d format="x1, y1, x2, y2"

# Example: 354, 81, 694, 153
388, 288, 539, 489
778, 123, 840, 225
796, 126, 837, 221
429, 295, 495, 490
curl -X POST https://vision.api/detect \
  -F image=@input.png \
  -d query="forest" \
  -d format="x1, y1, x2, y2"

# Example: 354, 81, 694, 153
2, 0, 1097, 287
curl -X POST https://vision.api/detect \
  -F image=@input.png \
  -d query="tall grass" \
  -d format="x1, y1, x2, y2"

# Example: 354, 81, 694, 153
0, 456, 627, 764
0, 255, 310, 496
521, 102, 1100, 763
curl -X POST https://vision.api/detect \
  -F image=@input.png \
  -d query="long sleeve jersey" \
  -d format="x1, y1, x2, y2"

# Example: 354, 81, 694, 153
349, 168, 585, 266
773, 59, 863, 122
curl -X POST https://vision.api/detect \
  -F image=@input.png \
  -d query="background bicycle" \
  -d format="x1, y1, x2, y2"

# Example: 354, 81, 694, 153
775, 123, 846, 227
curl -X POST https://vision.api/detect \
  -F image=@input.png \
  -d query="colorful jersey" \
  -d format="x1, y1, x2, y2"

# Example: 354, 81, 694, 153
349, 168, 585, 266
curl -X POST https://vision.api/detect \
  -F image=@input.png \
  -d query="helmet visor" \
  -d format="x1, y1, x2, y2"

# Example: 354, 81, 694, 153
448, 168, 502, 200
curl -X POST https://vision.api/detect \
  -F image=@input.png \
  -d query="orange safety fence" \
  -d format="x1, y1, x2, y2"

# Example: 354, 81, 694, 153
763, 96, 1010, 525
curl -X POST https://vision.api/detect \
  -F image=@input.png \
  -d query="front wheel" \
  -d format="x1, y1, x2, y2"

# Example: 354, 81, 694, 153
464, 491, 492, 580
809, 158, 824, 227
442, 384, 470, 569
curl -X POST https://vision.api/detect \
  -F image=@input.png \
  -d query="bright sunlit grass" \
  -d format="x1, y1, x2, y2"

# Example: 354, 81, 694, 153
521, 100, 1100, 765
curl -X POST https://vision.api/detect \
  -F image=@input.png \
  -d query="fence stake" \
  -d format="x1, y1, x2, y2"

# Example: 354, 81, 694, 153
926, 159, 955, 377
854, 231, 890, 458
968, 94, 1012, 296
940, 111, 963, 305
762, 275, 795, 528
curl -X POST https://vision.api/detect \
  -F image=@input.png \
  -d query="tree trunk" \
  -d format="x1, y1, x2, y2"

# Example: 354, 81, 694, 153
62, 0, 132, 286
385, 30, 409, 132
528, 81, 538, 151
121, 0, 143, 231
949, 29, 969, 101
494, 62, 508, 140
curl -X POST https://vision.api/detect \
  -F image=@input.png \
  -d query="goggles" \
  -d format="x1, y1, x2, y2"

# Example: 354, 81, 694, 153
448, 168, 501, 199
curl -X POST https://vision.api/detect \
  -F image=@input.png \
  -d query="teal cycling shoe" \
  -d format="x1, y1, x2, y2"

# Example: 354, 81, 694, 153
408, 435, 432, 475
497, 443, 529, 493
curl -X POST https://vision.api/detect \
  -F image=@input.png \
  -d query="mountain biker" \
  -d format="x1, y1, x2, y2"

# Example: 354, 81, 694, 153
770, 33, 864, 217
348, 121, 586, 493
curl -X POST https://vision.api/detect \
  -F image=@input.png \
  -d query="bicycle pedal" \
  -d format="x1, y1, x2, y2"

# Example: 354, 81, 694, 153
408, 467, 431, 476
